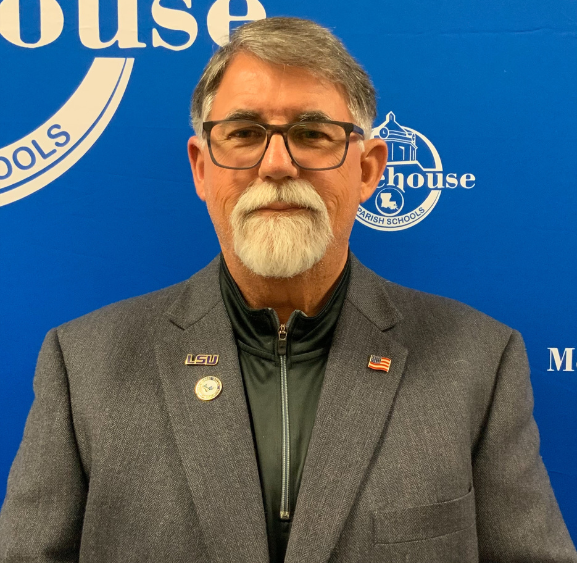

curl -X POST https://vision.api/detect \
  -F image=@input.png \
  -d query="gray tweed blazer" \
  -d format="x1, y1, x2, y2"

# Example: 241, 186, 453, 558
1, 255, 575, 562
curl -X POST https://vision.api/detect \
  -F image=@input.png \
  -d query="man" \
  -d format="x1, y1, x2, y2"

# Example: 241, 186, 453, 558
0, 16, 575, 563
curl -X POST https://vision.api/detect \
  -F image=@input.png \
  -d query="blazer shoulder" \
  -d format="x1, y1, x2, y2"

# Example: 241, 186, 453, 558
382, 277, 514, 343
390, 277, 506, 321
57, 280, 184, 337
348, 257, 514, 347
55, 256, 221, 345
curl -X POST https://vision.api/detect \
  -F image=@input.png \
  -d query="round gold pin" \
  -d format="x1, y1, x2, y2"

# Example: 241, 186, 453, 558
195, 376, 222, 401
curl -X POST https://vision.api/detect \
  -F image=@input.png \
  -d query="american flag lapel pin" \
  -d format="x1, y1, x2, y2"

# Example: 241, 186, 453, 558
368, 355, 392, 372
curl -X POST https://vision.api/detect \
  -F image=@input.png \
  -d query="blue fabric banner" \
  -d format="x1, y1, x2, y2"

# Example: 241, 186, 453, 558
1, 0, 575, 541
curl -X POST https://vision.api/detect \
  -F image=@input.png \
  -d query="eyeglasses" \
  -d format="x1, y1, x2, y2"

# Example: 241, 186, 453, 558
202, 119, 365, 171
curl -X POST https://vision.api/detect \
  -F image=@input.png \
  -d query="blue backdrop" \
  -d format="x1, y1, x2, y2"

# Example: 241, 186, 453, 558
1, 0, 576, 541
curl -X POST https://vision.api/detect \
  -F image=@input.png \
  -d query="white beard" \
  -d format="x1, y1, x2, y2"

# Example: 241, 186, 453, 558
229, 179, 333, 278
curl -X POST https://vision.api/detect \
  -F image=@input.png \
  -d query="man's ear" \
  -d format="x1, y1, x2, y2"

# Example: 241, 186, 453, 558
359, 138, 388, 202
188, 136, 206, 201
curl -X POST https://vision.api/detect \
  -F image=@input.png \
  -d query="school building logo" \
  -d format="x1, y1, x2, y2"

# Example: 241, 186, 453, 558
356, 112, 475, 231
0, 0, 266, 207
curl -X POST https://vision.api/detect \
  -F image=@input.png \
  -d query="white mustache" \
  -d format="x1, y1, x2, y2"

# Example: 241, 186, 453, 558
234, 179, 327, 217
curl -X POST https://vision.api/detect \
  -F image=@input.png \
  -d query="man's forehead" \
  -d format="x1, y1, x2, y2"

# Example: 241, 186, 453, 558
208, 52, 352, 122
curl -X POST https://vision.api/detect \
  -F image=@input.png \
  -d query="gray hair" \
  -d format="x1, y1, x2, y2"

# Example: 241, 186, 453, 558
190, 17, 376, 140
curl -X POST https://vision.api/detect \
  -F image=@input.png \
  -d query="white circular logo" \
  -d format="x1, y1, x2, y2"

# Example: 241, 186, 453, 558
0, 58, 134, 207
356, 111, 474, 231
0, 0, 267, 207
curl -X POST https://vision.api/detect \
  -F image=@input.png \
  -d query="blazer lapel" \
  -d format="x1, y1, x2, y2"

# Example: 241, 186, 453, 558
285, 257, 408, 563
154, 258, 269, 563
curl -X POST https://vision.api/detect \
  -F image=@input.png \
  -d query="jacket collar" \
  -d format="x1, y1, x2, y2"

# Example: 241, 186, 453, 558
157, 253, 407, 563
346, 253, 403, 331
165, 253, 403, 334
164, 255, 222, 330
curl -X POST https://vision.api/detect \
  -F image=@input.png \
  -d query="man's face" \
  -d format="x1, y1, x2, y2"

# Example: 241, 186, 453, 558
188, 52, 386, 275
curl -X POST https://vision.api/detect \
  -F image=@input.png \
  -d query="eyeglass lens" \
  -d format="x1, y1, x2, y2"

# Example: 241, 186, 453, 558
208, 120, 349, 170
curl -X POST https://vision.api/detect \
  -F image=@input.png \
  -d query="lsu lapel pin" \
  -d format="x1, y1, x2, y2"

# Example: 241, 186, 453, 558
195, 376, 222, 401
185, 354, 219, 366
368, 355, 391, 372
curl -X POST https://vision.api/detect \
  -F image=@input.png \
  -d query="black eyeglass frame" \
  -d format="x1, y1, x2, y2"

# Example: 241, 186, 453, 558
202, 119, 365, 171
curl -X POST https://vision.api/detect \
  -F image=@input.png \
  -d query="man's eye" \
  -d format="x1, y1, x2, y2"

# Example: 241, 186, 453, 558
228, 128, 264, 140
301, 130, 325, 139
292, 128, 331, 142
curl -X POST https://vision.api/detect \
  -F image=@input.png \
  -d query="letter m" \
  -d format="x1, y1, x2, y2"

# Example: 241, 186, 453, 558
547, 348, 575, 371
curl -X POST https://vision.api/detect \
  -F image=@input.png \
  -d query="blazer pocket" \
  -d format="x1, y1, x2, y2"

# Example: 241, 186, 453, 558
373, 487, 476, 544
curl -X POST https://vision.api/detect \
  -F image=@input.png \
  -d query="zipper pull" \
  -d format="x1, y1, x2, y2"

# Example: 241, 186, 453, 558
277, 323, 287, 355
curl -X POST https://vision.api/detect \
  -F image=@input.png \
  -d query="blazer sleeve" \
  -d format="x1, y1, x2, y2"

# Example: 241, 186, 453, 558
473, 329, 577, 562
0, 328, 87, 562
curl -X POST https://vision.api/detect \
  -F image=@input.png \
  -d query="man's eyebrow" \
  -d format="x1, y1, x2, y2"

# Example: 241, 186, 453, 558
294, 111, 333, 122
220, 110, 334, 123
223, 110, 262, 121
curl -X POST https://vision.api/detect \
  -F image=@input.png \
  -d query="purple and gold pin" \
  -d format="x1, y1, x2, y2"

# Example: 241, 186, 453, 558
185, 354, 219, 366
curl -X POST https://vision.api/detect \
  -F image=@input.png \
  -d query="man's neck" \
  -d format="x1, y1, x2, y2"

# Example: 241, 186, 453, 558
221, 246, 349, 324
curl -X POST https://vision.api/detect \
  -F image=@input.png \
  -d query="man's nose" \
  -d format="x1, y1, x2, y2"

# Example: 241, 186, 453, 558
258, 132, 299, 181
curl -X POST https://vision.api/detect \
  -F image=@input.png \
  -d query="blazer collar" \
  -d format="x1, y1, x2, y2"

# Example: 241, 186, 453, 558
164, 255, 222, 330
284, 257, 408, 563
157, 256, 269, 563
157, 253, 406, 563
346, 253, 403, 331
165, 253, 403, 333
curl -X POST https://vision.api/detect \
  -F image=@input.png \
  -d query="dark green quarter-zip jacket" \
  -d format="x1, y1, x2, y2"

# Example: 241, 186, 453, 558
219, 257, 351, 563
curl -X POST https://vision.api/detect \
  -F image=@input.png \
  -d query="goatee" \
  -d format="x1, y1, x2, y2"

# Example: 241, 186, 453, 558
229, 179, 333, 278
